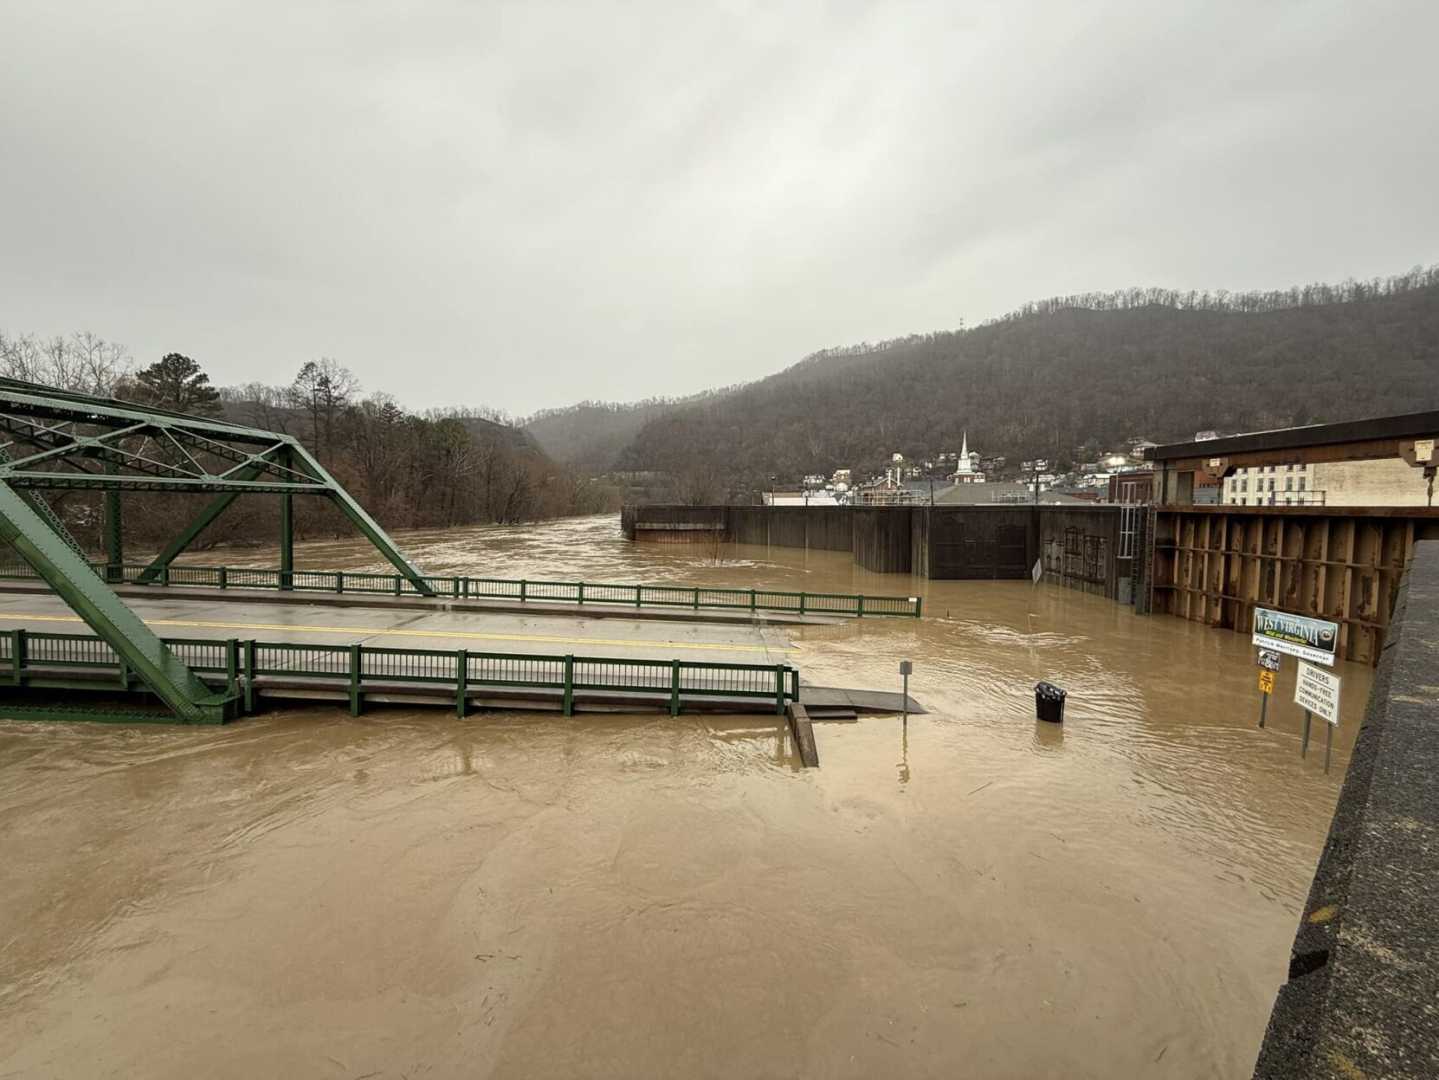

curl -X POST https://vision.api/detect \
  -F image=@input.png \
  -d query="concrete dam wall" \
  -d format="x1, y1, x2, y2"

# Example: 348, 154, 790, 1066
623, 504, 1128, 598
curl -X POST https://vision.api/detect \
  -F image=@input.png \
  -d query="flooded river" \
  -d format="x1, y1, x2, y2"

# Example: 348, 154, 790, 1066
0, 515, 1366, 1078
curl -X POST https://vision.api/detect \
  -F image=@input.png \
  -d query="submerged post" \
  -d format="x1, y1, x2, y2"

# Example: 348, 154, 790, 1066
900, 659, 912, 725
348, 643, 362, 715
11, 627, 24, 685
1256, 648, 1279, 727
244, 639, 256, 713
225, 638, 239, 695
455, 648, 468, 718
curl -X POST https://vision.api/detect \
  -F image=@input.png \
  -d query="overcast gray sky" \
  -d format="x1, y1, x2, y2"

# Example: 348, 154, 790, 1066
2, 1, 1435, 416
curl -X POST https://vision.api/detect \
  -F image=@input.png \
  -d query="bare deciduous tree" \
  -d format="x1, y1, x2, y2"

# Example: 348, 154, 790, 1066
0, 331, 130, 394
290, 357, 360, 455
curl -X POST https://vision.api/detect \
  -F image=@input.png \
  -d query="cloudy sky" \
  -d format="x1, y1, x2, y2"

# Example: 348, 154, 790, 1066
2, 1, 1435, 415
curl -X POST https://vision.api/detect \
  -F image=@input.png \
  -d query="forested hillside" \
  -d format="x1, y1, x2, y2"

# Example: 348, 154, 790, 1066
611, 268, 1439, 498
521, 389, 733, 471
521, 399, 683, 470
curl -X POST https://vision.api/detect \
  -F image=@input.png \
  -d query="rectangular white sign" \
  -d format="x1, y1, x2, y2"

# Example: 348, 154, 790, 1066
1252, 607, 1339, 666
1294, 661, 1342, 726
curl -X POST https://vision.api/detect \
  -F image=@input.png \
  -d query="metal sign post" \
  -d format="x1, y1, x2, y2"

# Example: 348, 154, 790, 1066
1256, 648, 1280, 728
1294, 661, 1343, 769
899, 660, 912, 726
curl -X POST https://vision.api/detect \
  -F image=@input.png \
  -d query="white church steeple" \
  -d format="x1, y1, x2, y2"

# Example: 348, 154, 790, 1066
951, 431, 983, 483
955, 431, 972, 475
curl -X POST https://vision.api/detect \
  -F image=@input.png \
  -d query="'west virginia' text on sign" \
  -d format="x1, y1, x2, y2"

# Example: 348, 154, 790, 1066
1252, 607, 1339, 666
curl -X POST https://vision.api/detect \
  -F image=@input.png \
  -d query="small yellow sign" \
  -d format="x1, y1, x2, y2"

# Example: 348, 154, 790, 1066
1258, 670, 1276, 695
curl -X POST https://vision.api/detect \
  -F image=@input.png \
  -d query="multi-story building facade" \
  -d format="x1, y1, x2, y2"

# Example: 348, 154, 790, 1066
1222, 458, 1431, 507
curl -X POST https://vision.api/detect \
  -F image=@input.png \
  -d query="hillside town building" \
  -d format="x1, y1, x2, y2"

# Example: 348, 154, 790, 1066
1222, 459, 1432, 507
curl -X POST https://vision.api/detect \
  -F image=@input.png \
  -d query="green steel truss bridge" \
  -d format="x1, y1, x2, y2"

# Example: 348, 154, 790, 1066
0, 379, 920, 725
0, 377, 433, 722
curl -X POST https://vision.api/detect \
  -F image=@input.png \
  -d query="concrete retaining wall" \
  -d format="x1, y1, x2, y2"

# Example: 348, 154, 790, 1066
915, 507, 1035, 580
1252, 540, 1439, 1078
623, 504, 1126, 599
621, 505, 726, 542
1036, 506, 1123, 598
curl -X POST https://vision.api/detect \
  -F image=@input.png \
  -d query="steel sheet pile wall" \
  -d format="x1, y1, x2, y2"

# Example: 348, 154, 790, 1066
852, 508, 913, 573
764, 507, 853, 551
1150, 507, 1439, 665
806, 507, 855, 551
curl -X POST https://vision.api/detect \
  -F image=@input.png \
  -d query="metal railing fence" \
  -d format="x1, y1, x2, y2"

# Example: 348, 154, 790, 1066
0, 560, 923, 618
2, 628, 801, 719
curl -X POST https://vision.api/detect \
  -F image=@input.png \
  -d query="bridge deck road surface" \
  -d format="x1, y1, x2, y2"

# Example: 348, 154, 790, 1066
0, 592, 798, 667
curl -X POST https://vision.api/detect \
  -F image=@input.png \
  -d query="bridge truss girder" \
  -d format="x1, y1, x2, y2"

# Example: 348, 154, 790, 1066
0, 377, 434, 722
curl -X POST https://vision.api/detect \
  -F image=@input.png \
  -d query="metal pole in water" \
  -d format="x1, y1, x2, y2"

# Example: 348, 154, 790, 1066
1325, 721, 1333, 774
899, 660, 912, 727
1301, 709, 1312, 758
1258, 692, 1268, 729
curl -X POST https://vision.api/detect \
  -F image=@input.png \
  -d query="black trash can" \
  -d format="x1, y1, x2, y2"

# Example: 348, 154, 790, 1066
1034, 681, 1066, 723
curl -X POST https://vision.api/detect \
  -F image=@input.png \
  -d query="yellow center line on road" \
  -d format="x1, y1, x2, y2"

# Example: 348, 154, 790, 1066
1, 611, 796, 655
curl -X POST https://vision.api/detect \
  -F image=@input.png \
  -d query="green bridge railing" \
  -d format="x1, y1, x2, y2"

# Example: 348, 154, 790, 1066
0, 561, 923, 618
2, 628, 801, 723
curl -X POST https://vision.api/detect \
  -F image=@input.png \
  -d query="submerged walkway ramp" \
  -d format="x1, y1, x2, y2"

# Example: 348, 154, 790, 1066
0, 561, 923, 620
0, 589, 799, 665
0, 579, 850, 628
0, 591, 922, 728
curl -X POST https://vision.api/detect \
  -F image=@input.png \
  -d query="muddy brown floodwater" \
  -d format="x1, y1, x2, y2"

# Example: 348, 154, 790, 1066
0, 515, 1366, 1078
